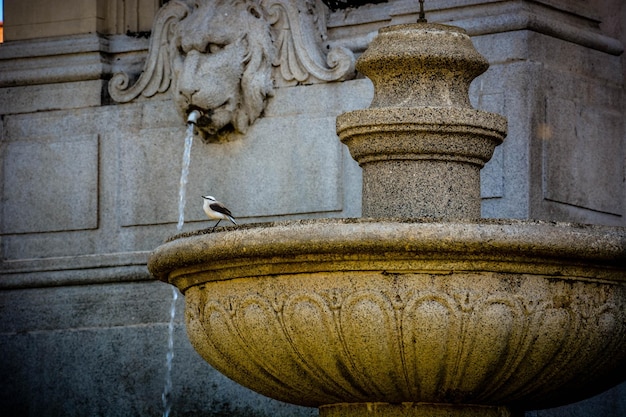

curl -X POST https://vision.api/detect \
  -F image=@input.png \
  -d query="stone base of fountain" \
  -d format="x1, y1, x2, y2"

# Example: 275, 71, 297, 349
319, 402, 519, 417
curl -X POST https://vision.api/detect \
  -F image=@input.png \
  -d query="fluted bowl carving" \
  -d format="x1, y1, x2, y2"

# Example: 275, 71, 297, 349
148, 219, 626, 410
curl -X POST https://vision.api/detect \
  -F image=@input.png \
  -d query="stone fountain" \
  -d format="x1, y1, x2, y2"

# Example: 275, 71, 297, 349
148, 19, 626, 417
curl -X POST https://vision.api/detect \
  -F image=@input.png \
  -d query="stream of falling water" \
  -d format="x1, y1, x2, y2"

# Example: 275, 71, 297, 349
162, 120, 194, 417
176, 122, 195, 231
162, 286, 178, 417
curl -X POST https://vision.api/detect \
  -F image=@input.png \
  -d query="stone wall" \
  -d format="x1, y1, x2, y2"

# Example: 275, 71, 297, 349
1, 0, 624, 416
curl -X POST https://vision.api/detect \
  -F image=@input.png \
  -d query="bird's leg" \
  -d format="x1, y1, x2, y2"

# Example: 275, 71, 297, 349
212, 219, 222, 231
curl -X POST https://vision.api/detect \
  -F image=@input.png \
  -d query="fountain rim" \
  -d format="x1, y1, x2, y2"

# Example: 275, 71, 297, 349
377, 22, 470, 36
148, 218, 626, 290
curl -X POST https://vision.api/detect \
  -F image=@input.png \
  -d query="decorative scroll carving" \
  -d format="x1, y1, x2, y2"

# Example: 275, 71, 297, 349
185, 272, 626, 408
108, 1, 189, 103
108, 0, 355, 140
263, 0, 355, 85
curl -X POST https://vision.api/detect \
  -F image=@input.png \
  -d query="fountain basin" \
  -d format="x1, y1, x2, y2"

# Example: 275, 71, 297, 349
148, 218, 626, 412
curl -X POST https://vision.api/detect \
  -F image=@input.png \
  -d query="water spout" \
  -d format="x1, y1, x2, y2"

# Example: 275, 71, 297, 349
162, 286, 178, 417
187, 109, 201, 125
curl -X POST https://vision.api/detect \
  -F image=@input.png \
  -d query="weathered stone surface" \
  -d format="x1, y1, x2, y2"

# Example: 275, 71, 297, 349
1, 135, 99, 234
0, 281, 317, 417
0, 81, 105, 114
543, 97, 623, 216
3, 0, 159, 40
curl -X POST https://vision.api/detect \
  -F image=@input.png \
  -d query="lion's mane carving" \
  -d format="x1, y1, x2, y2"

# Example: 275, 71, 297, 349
109, 0, 355, 141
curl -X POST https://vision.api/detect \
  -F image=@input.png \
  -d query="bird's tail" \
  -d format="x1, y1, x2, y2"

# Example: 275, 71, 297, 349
228, 216, 237, 225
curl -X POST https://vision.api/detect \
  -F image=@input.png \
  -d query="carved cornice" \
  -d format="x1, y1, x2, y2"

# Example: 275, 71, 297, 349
0, 34, 116, 88
321, 0, 388, 11
327, 0, 623, 56
263, 0, 355, 86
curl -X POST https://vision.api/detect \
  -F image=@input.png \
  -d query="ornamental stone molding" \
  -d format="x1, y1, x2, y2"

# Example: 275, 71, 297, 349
108, 0, 355, 140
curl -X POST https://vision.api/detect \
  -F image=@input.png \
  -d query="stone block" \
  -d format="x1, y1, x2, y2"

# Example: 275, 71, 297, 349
264, 80, 373, 117
119, 83, 366, 228
117, 125, 182, 227
0, 280, 317, 417
0, 281, 170, 333
4, 0, 99, 40
531, 383, 626, 417
1, 135, 99, 234
119, 114, 344, 226
1, 0, 159, 40
194, 115, 344, 219
1, 233, 101, 262
543, 97, 623, 216
0, 106, 149, 262
0, 326, 164, 416
0, 81, 105, 115
475, 60, 541, 220
532, 46, 625, 225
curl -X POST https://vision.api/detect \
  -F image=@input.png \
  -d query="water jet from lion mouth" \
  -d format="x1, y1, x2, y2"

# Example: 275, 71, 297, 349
186, 107, 213, 128
186, 107, 226, 141
187, 109, 201, 125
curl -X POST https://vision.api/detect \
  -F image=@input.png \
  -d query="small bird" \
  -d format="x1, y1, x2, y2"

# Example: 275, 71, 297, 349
202, 195, 237, 230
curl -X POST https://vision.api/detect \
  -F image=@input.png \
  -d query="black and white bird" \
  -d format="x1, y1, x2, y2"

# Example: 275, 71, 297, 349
202, 195, 237, 229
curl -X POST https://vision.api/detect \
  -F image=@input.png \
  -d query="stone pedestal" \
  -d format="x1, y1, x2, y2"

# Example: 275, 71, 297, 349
337, 24, 507, 219
319, 403, 518, 417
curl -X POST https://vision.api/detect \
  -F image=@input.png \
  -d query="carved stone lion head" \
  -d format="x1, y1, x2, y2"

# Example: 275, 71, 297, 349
109, 0, 354, 141
172, 1, 274, 138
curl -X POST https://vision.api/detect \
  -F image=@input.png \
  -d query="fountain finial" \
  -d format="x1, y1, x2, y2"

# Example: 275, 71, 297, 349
417, 0, 427, 23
